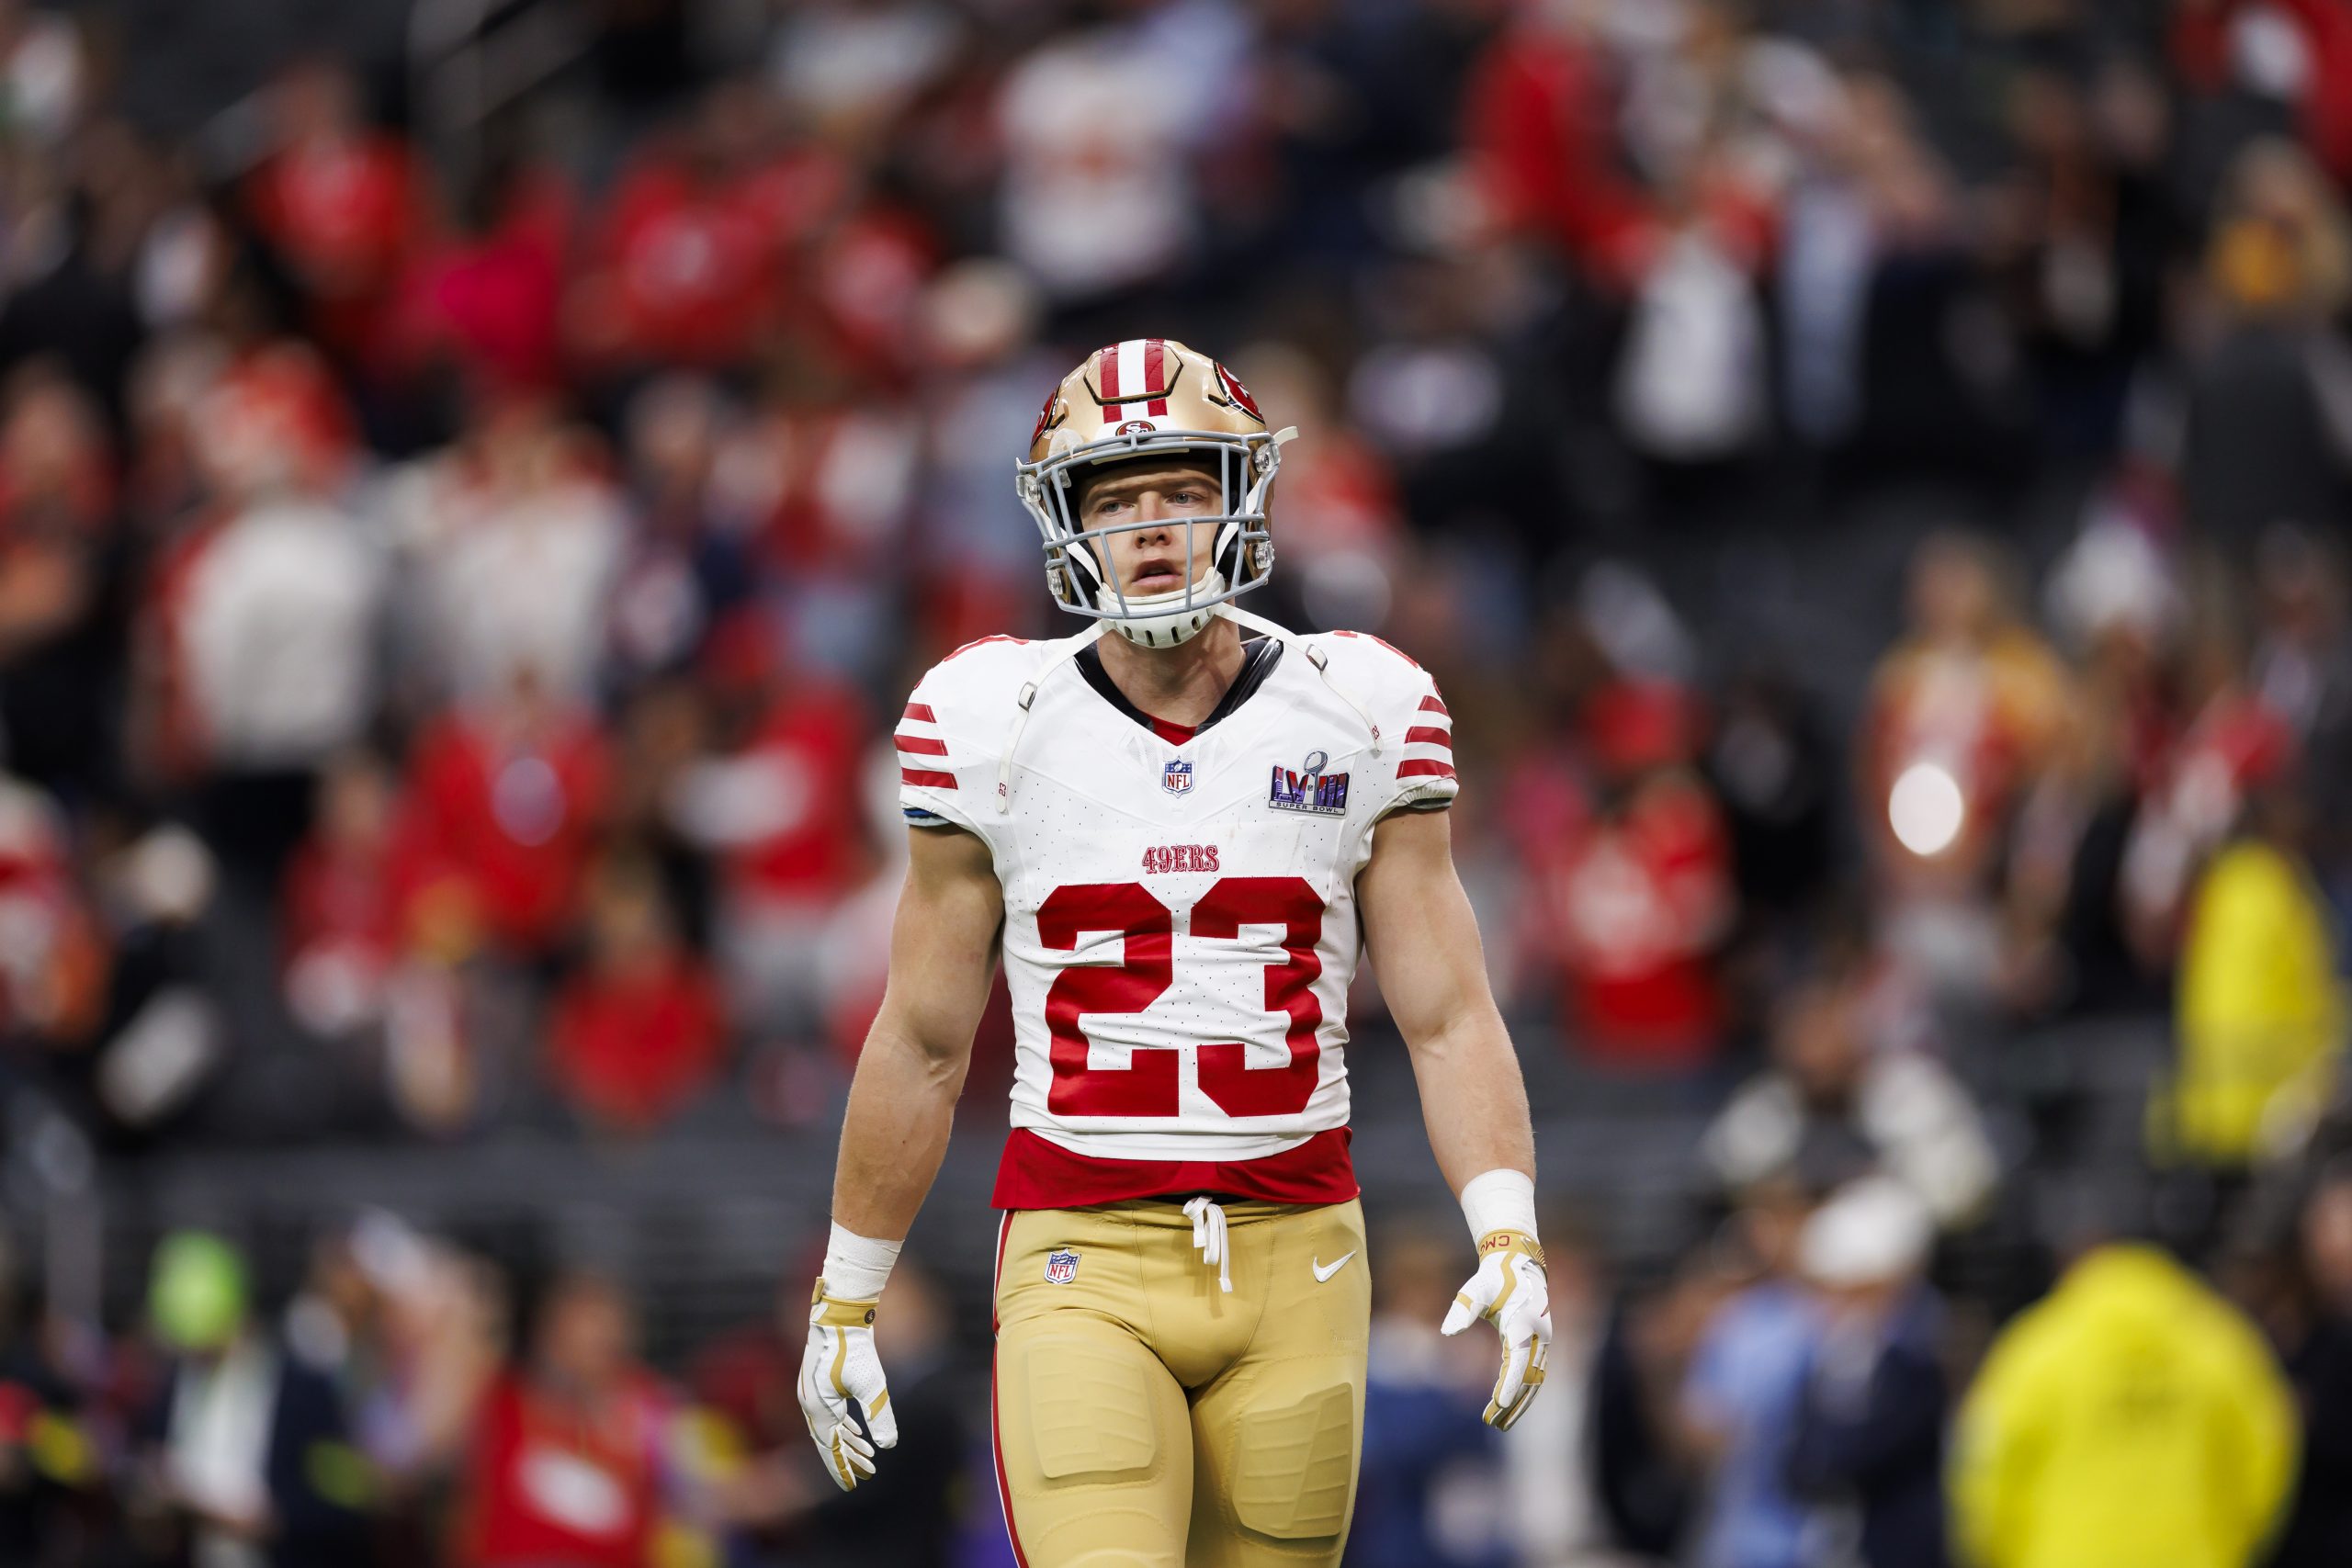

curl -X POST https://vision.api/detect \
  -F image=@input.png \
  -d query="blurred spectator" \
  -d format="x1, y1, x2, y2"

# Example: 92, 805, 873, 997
451, 1271, 670, 1568
387, 154, 573, 411
279, 751, 406, 1038
399, 670, 613, 959
1704, 668, 1836, 931
1785, 1177, 1947, 1568
1950, 1238, 2297, 1568
669, 611, 870, 1037
0, 1233, 98, 1566
1346, 1223, 1509, 1568
1587, 1253, 1715, 1560
2167, 771, 2344, 1167
2260, 1159, 2352, 1567
1533, 677, 1734, 1068
134, 1231, 371, 1568
568, 89, 804, 375
241, 61, 423, 364
2179, 138, 2352, 549
994, 3, 1245, 306
1704, 963, 1998, 1231
545, 850, 726, 1134
1678, 1180, 1819, 1568
393, 398, 626, 707
0, 767, 107, 1049
1862, 534, 2071, 993
0, 370, 124, 804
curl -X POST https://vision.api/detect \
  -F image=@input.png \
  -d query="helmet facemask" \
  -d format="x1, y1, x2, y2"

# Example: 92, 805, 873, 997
1016, 338, 1291, 649
1020, 432, 1281, 648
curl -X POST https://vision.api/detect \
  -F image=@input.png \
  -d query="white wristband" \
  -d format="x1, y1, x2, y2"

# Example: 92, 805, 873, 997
820, 1223, 902, 1302
1459, 1169, 1539, 1244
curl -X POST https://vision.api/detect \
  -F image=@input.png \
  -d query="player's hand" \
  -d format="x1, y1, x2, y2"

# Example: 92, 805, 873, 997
797, 1281, 897, 1490
1440, 1229, 1552, 1430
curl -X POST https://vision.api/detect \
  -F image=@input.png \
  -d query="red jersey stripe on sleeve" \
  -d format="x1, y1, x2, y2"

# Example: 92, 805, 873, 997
1396, 758, 1456, 781
904, 702, 937, 723
901, 767, 957, 789
1403, 726, 1453, 749
1419, 695, 1450, 716
896, 734, 949, 756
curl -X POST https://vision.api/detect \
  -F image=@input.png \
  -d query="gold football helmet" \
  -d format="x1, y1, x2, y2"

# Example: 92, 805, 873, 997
1016, 338, 1293, 648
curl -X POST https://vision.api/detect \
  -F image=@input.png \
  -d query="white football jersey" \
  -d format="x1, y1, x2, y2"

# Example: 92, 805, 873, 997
896, 612, 1456, 1174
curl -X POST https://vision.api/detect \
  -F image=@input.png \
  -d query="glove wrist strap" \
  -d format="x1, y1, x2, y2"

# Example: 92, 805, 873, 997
809, 1282, 879, 1328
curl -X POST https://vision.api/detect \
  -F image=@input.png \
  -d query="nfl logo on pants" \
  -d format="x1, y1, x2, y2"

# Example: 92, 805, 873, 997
1163, 760, 1193, 795
1045, 1249, 1080, 1285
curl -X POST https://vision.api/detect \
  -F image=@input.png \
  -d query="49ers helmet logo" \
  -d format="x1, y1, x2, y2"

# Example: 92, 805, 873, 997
1214, 362, 1263, 422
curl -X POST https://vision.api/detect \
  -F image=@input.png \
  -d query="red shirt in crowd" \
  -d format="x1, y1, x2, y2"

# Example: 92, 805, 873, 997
582, 156, 781, 367
728, 683, 869, 908
548, 949, 725, 1131
400, 706, 612, 955
1543, 770, 1733, 1066
243, 131, 424, 354
455, 1372, 668, 1568
391, 176, 573, 397
1462, 17, 1654, 285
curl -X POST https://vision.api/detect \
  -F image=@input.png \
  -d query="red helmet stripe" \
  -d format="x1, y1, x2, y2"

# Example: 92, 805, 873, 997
1097, 343, 1122, 403
1144, 338, 1170, 416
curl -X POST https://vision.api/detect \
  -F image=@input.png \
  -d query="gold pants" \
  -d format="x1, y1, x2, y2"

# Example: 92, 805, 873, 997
991, 1198, 1371, 1568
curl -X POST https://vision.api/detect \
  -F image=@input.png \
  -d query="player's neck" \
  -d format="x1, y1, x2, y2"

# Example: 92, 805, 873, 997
1095, 614, 1246, 728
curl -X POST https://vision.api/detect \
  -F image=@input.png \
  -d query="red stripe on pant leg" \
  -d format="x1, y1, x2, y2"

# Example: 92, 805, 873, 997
991, 1213, 1031, 1568
1145, 338, 1168, 416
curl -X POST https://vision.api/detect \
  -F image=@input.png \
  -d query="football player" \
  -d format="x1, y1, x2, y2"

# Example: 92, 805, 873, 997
799, 338, 1548, 1565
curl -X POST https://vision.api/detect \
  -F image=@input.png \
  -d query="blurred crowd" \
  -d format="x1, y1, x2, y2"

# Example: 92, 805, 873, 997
0, 0, 2346, 1562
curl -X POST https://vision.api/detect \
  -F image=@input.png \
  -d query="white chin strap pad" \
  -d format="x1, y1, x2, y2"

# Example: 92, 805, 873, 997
1107, 571, 1229, 648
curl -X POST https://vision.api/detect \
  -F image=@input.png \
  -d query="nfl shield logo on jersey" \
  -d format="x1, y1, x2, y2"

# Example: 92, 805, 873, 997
1163, 760, 1193, 795
1044, 1249, 1081, 1285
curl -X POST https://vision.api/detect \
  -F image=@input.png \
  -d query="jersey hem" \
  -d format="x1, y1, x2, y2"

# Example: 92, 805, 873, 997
990, 1126, 1358, 1209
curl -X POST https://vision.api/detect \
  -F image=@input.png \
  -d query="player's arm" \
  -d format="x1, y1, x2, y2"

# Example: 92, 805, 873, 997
798, 821, 1001, 1490
1358, 805, 1550, 1429
834, 821, 1002, 1236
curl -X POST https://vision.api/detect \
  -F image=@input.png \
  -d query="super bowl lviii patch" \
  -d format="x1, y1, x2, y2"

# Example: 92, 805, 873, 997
1270, 750, 1349, 816
1045, 1249, 1080, 1285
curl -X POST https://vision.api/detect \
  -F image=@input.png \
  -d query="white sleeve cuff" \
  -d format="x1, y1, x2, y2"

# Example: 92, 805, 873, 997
820, 1223, 902, 1302
1459, 1168, 1539, 1243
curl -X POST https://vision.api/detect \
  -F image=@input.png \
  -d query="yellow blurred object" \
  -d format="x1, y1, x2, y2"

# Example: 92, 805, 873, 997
303, 1439, 376, 1510
25, 1411, 92, 1485
2211, 218, 2299, 312
1951, 1245, 2298, 1568
650, 1517, 719, 1568
2170, 840, 2346, 1165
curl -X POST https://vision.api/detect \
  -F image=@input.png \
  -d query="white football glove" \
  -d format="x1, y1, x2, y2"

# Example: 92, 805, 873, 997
1440, 1229, 1553, 1430
797, 1280, 898, 1490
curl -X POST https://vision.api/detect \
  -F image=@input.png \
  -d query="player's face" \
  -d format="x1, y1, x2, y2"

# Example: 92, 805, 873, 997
1074, 459, 1225, 601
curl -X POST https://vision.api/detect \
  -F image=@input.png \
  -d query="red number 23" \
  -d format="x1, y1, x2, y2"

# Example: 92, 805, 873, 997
1035, 876, 1324, 1118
